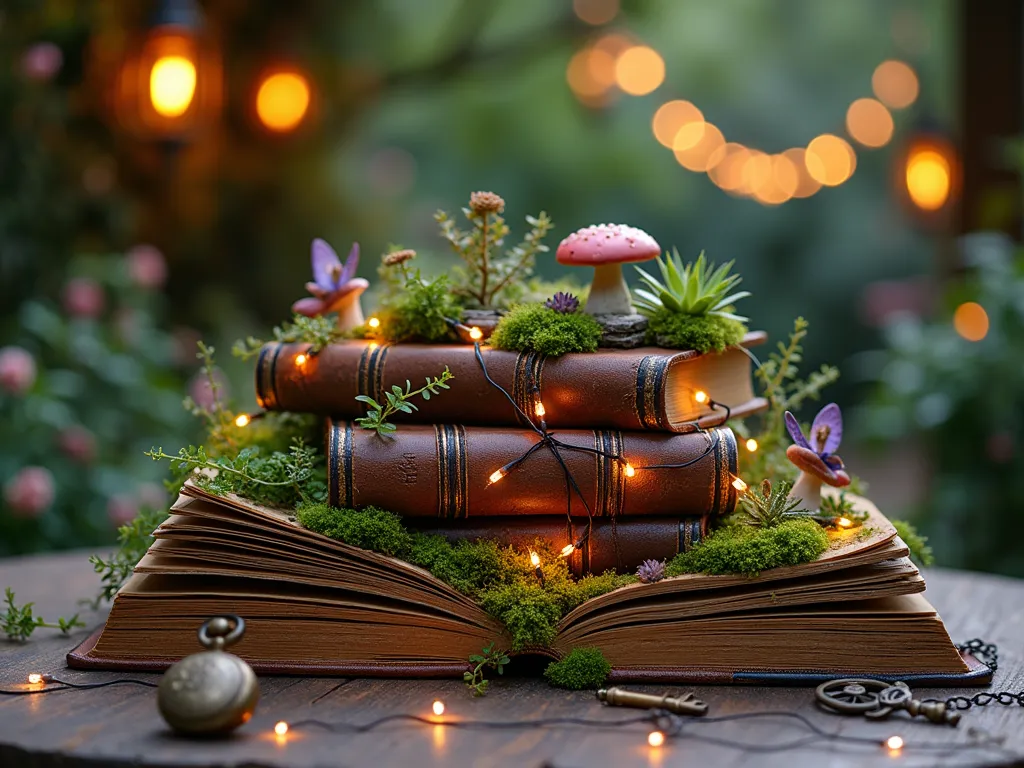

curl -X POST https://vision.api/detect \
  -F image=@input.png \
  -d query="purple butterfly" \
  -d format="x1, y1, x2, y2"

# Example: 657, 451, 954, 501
292, 239, 369, 329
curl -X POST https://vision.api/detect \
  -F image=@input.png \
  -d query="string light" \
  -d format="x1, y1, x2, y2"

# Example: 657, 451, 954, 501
432, 700, 445, 716
150, 55, 197, 118
886, 735, 904, 752
488, 469, 506, 485
469, 326, 483, 341
27, 674, 42, 685
624, 462, 636, 478
256, 71, 311, 133
560, 544, 575, 557
745, 438, 758, 452
368, 317, 380, 329
837, 517, 853, 528
294, 353, 308, 366
234, 414, 251, 428
534, 401, 546, 418
694, 390, 709, 404
274, 721, 289, 737
648, 730, 665, 747
953, 302, 989, 342
731, 477, 748, 492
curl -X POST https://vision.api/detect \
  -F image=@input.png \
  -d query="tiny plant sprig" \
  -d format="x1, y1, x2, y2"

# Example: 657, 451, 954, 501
355, 367, 454, 437
3, 587, 84, 641
464, 642, 511, 696
181, 341, 237, 452
86, 507, 168, 609
233, 314, 348, 361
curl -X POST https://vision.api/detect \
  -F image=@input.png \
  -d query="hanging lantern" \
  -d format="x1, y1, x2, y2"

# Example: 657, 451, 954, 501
115, 0, 221, 140
894, 123, 959, 223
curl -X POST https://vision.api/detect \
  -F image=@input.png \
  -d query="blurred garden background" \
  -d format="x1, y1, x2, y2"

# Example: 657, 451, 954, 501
1, 0, 1021, 574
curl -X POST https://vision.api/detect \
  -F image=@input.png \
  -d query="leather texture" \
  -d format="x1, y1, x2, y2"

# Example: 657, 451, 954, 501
326, 420, 738, 520
256, 335, 766, 432
407, 516, 705, 577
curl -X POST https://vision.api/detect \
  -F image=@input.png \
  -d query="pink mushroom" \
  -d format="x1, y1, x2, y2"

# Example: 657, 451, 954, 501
786, 446, 851, 511
555, 224, 661, 316
292, 240, 369, 332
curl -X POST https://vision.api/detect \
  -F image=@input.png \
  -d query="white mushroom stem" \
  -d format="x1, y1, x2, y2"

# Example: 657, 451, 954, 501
331, 291, 365, 333
789, 471, 822, 511
585, 264, 634, 315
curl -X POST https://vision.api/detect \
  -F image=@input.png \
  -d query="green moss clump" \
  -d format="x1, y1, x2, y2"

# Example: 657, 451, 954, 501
479, 581, 562, 650
892, 520, 935, 566
409, 535, 507, 596
490, 303, 602, 356
666, 519, 828, 578
377, 272, 462, 343
296, 503, 412, 557
645, 309, 747, 353
544, 647, 611, 689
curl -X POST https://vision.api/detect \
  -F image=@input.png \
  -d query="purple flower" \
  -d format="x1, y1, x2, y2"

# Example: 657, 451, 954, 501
636, 559, 666, 583
544, 292, 580, 314
785, 403, 843, 470
291, 239, 369, 326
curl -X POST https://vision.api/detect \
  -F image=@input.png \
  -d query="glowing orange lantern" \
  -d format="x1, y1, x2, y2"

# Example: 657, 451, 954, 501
895, 128, 959, 220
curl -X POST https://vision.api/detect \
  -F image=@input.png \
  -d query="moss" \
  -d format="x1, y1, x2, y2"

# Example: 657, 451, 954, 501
892, 520, 935, 566
645, 309, 747, 353
479, 581, 562, 650
544, 647, 611, 689
490, 303, 602, 356
377, 273, 463, 343
666, 519, 828, 578
295, 503, 412, 557
408, 535, 508, 596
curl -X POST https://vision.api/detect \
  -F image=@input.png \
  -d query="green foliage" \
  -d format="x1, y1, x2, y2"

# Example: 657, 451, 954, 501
544, 647, 611, 690
233, 314, 349, 361
738, 479, 809, 528
739, 317, 840, 483
489, 303, 602, 356
464, 642, 511, 696
479, 581, 563, 649
892, 520, 935, 567
377, 269, 463, 343
296, 503, 412, 556
87, 506, 168, 608
646, 309, 747, 353
2, 587, 84, 641
666, 519, 828, 578
354, 367, 453, 437
633, 250, 749, 321
818, 492, 866, 523
436, 193, 554, 308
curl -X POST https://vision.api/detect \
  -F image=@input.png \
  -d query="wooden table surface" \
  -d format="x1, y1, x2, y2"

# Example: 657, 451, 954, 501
2, 551, 1024, 768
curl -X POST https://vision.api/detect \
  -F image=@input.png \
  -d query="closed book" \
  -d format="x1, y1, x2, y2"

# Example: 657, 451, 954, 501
406, 516, 706, 577
326, 420, 738, 520
256, 333, 768, 432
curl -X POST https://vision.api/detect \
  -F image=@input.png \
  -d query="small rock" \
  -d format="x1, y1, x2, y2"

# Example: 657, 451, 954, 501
594, 313, 648, 349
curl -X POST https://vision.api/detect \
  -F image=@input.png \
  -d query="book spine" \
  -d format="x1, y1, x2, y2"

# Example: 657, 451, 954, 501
256, 341, 709, 431
407, 516, 706, 578
327, 421, 738, 519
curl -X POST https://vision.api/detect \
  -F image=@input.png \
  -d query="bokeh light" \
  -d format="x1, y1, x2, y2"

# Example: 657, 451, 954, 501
573, 0, 619, 25
905, 147, 951, 210
805, 134, 856, 187
707, 143, 751, 193
782, 148, 822, 198
567, 47, 616, 103
953, 302, 988, 342
614, 46, 665, 96
846, 98, 894, 148
149, 55, 196, 117
872, 60, 919, 109
652, 100, 703, 148
674, 122, 724, 171
256, 72, 311, 132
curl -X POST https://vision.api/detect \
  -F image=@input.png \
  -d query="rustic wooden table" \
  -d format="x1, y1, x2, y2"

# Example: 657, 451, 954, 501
2, 551, 1024, 768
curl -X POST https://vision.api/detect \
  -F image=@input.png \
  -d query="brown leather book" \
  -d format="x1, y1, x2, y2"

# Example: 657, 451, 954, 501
326, 421, 738, 520
255, 333, 768, 432
69, 485, 988, 686
406, 516, 707, 577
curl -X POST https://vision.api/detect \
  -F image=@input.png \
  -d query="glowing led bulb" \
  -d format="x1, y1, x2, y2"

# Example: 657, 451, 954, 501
432, 699, 445, 716
731, 477, 748, 492
648, 730, 665, 747
534, 401, 546, 418
529, 551, 541, 567
694, 390, 709, 404
624, 462, 636, 478
837, 517, 853, 528
235, 414, 251, 428
886, 735, 903, 751
745, 438, 758, 452
488, 469, 505, 485
368, 317, 380, 329
469, 326, 483, 341
295, 353, 308, 366
560, 544, 575, 557
274, 721, 289, 737
27, 673, 42, 685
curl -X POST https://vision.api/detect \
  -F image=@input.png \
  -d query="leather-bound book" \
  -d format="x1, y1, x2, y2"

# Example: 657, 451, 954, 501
326, 420, 739, 520
255, 333, 768, 432
407, 516, 706, 577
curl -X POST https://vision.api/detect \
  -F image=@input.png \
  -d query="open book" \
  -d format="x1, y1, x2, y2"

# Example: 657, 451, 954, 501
69, 484, 990, 685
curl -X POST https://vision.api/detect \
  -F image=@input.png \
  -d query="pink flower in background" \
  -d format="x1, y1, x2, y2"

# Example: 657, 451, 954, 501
127, 244, 167, 289
58, 426, 97, 464
137, 482, 166, 510
0, 346, 37, 395
4, 467, 55, 518
62, 277, 105, 319
21, 42, 63, 82
188, 369, 229, 410
107, 495, 138, 527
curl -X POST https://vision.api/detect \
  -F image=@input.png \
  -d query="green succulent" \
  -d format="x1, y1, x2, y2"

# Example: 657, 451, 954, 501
738, 479, 809, 529
633, 249, 749, 321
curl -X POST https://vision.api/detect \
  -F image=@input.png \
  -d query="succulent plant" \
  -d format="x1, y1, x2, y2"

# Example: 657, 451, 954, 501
544, 291, 580, 314
632, 249, 749, 321
738, 479, 809, 529
636, 558, 666, 583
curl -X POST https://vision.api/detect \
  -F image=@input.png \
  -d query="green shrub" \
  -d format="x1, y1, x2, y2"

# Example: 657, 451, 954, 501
490, 303, 602, 356
666, 519, 828, 577
544, 647, 611, 689
377, 272, 462, 343
645, 309, 746, 353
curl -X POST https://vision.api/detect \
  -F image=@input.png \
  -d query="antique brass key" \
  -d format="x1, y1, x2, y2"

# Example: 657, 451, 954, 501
597, 686, 708, 716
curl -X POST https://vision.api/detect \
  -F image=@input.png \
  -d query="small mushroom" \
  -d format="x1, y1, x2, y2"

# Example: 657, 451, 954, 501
292, 239, 368, 332
784, 403, 850, 510
555, 224, 661, 316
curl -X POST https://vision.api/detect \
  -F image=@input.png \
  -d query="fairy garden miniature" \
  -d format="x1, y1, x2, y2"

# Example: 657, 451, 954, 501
784, 403, 851, 511
292, 239, 368, 333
